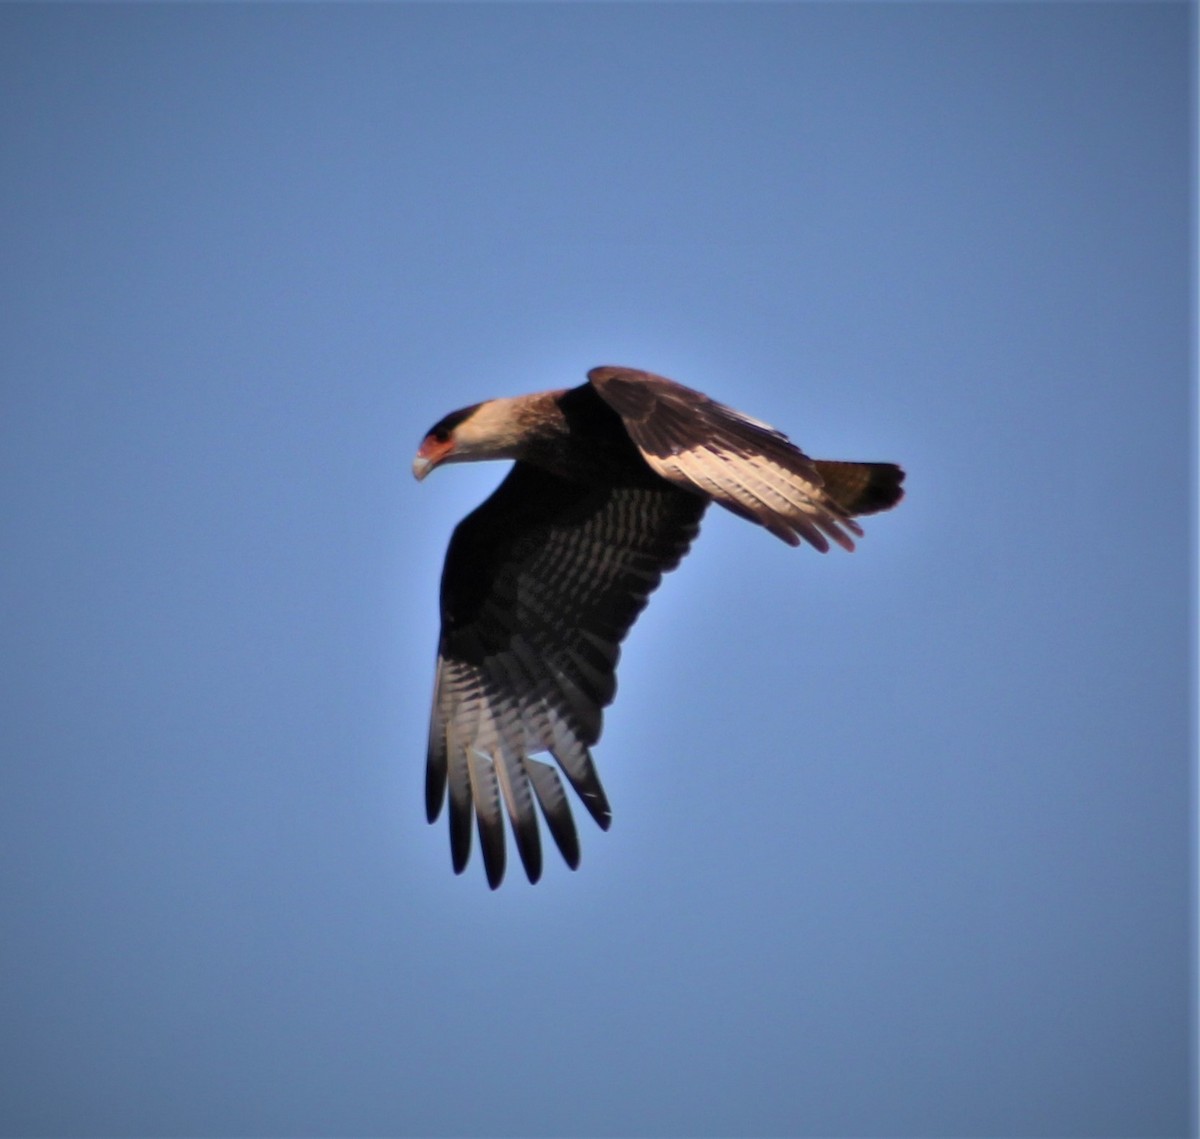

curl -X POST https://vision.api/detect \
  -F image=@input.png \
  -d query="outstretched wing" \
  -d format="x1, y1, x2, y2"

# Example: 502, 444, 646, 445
588, 366, 903, 552
428, 461, 706, 888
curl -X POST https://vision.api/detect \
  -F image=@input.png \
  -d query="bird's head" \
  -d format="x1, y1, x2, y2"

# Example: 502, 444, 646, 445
412, 398, 534, 480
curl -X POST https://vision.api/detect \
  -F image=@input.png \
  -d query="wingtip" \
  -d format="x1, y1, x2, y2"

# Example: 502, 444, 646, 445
425, 786, 445, 824
482, 848, 506, 889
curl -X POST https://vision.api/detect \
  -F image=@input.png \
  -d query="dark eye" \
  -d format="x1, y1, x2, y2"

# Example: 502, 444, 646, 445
431, 426, 450, 443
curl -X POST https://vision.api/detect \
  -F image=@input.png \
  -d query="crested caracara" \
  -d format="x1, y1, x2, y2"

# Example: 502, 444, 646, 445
414, 365, 904, 887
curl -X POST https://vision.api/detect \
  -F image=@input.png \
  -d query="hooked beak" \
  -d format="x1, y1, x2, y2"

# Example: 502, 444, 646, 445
412, 436, 453, 481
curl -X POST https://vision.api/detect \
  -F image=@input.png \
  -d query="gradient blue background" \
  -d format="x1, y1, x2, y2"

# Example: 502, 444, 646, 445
1, 4, 1192, 1136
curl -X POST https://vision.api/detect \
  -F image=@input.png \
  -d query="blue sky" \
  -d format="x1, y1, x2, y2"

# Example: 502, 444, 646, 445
1, 4, 1192, 1136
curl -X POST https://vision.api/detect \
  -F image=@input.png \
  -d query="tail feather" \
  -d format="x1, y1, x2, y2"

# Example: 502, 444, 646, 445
813, 461, 905, 517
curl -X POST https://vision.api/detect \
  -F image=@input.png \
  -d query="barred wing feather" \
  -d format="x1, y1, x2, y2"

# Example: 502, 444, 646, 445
428, 461, 706, 887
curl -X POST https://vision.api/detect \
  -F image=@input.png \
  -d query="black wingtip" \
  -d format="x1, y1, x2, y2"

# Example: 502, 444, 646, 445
484, 857, 505, 890
518, 843, 543, 885
578, 785, 613, 832
449, 812, 472, 876
426, 754, 447, 823
481, 852, 505, 889
547, 807, 582, 870
425, 788, 444, 825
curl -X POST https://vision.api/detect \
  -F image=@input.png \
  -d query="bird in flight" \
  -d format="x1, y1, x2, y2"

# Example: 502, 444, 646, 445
414, 365, 904, 887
